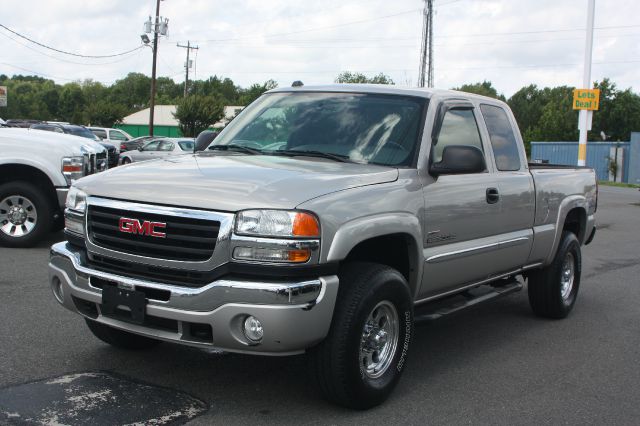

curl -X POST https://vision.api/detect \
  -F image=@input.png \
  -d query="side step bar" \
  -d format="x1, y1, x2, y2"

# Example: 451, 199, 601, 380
414, 279, 523, 323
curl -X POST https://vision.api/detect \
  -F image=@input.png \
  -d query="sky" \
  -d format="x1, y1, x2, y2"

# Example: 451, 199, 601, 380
1, 0, 639, 97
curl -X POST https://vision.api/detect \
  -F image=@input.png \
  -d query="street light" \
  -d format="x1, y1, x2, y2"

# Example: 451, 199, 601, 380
140, 34, 150, 45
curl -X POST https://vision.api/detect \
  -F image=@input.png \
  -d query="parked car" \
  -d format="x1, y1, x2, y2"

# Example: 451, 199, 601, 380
119, 135, 156, 153
30, 123, 119, 168
87, 127, 132, 153
5, 119, 42, 128
51, 86, 597, 409
0, 127, 106, 247
119, 138, 195, 164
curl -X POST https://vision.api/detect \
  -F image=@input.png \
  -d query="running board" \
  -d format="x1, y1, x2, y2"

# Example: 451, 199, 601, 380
414, 279, 523, 323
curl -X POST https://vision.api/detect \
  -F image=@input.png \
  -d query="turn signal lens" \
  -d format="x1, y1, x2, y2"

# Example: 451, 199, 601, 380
288, 249, 311, 262
292, 213, 320, 237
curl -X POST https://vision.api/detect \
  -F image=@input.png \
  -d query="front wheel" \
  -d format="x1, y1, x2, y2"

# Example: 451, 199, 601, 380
309, 262, 413, 409
0, 181, 52, 248
121, 157, 132, 164
528, 231, 582, 319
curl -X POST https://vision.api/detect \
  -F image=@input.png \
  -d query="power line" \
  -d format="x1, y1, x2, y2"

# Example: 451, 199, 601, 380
435, 24, 640, 39
0, 23, 144, 58
0, 30, 143, 66
188, 8, 421, 44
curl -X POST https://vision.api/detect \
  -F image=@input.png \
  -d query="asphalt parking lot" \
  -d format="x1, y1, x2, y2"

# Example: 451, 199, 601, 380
1, 185, 639, 425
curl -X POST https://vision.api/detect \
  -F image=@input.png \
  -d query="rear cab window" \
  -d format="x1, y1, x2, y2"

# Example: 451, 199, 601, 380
480, 104, 522, 171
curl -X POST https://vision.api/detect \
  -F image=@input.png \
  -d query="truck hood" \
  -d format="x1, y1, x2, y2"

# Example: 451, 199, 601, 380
76, 154, 398, 211
0, 128, 106, 156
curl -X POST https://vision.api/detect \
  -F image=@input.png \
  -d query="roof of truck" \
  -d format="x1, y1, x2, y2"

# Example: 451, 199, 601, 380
267, 84, 507, 105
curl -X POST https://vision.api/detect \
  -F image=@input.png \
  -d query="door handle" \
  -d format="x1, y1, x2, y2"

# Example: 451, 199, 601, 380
486, 188, 500, 204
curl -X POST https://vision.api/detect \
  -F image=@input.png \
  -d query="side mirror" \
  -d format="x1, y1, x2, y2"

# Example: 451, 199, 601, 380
194, 130, 218, 153
429, 145, 486, 176
137, 146, 143, 151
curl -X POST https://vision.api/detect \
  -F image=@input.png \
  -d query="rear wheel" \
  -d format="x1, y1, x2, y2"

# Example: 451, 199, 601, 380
85, 319, 160, 350
122, 157, 132, 164
0, 181, 52, 248
528, 231, 581, 319
309, 262, 413, 409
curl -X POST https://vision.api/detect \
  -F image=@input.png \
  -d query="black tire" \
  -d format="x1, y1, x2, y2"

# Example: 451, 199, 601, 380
528, 231, 582, 319
309, 262, 414, 409
122, 157, 131, 164
0, 181, 53, 248
85, 319, 160, 350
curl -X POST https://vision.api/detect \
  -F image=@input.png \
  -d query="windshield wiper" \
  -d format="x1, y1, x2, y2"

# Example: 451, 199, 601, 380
272, 150, 353, 163
208, 144, 262, 155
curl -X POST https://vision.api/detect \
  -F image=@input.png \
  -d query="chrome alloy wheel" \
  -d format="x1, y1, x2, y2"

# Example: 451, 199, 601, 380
560, 252, 575, 300
0, 195, 38, 238
359, 300, 400, 379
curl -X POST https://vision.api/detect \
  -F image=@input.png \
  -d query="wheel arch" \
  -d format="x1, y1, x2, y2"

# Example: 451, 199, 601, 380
0, 163, 59, 211
545, 196, 588, 265
326, 213, 423, 298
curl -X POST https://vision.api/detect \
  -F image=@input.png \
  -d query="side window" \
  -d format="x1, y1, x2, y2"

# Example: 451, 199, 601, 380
92, 129, 107, 139
109, 130, 127, 141
158, 141, 173, 151
480, 104, 521, 171
143, 141, 160, 151
433, 108, 484, 164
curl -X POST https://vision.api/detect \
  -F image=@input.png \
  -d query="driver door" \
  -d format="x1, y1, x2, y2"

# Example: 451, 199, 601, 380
420, 100, 505, 299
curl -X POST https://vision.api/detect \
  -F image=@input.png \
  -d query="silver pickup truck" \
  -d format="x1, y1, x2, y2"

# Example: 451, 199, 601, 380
49, 85, 597, 409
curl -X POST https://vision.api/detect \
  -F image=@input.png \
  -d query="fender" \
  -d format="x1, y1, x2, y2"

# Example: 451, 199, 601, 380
326, 212, 424, 297
0, 158, 65, 187
545, 195, 588, 265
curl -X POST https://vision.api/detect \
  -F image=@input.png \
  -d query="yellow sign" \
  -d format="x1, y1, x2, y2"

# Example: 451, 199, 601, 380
573, 88, 600, 110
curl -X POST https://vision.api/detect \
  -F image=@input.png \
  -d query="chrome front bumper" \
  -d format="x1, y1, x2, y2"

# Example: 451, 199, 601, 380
49, 242, 338, 355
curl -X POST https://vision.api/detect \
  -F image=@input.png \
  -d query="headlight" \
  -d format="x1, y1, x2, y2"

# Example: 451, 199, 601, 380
235, 210, 320, 238
65, 187, 87, 213
61, 156, 85, 185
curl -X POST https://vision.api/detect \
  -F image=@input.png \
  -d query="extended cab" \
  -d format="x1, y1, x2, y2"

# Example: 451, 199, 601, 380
49, 86, 597, 408
0, 128, 107, 247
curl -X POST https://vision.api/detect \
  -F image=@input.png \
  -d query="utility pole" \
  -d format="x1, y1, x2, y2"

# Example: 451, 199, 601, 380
177, 41, 199, 97
577, 0, 595, 166
418, 0, 434, 88
149, 0, 161, 137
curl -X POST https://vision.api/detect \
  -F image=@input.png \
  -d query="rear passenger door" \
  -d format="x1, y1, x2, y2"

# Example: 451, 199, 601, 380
478, 103, 535, 262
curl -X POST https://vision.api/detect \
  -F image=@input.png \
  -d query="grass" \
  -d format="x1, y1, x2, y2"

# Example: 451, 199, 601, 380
598, 180, 640, 188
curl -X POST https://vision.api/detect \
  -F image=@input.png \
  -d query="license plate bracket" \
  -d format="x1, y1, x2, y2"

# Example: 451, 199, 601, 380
101, 285, 147, 324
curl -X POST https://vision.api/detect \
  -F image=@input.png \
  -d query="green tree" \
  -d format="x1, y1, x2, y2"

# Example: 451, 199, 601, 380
591, 78, 640, 141
109, 72, 151, 110
238, 79, 278, 105
173, 95, 224, 137
58, 83, 85, 123
335, 71, 394, 84
453, 81, 506, 101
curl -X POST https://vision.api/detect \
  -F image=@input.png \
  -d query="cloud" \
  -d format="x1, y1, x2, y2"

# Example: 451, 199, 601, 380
0, 0, 638, 96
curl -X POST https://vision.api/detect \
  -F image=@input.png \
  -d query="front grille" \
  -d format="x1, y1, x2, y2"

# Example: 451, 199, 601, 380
87, 253, 217, 287
87, 205, 220, 261
95, 152, 108, 172
106, 147, 118, 167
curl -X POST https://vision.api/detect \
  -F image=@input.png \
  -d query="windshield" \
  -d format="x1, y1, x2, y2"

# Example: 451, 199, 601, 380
66, 126, 98, 140
178, 141, 194, 151
209, 92, 427, 166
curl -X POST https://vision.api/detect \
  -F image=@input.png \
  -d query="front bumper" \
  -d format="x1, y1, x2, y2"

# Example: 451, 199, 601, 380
49, 242, 338, 355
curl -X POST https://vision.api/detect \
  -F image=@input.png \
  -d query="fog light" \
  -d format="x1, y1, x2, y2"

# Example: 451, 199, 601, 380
243, 316, 264, 342
52, 276, 64, 304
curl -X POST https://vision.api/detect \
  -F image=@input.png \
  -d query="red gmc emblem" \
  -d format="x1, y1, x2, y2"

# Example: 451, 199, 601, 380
118, 217, 166, 238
